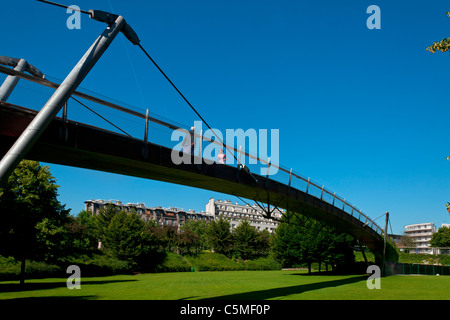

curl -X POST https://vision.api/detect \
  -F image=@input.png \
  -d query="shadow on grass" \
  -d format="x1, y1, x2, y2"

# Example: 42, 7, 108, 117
0, 279, 137, 293
205, 275, 367, 300
7, 295, 98, 300
287, 271, 364, 276
179, 296, 199, 300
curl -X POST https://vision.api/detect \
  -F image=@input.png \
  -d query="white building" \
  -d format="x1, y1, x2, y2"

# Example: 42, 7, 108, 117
206, 198, 283, 233
84, 197, 284, 234
403, 222, 437, 254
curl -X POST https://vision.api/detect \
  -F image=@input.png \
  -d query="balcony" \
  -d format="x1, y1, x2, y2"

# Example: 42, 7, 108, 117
405, 232, 434, 237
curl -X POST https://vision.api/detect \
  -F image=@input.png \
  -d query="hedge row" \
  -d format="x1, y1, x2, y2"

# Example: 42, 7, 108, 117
0, 252, 281, 280
180, 253, 280, 272
354, 252, 450, 266
157, 252, 282, 272
0, 256, 63, 280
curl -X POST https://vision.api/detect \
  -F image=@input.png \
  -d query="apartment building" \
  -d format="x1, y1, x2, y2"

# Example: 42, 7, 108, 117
85, 197, 284, 234
84, 199, 213, 230
205, 198, 283, 233
403, 222, 437, 254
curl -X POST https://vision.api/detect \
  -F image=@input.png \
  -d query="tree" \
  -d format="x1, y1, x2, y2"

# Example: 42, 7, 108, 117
271, 214, 304, 268
233, 219, 261, 260
426, 11, 450, 54
178, 229, 200, 255
296, 218, 322, 273
430, 226, 450, 247
67, 210, 99, 253
35, 217, 67, 261
399, 233, 415, 250
272, 212, 355, 273
102, 209, 147, 265
256, 229, 272, 257
160, 226, 181, 253
94, 204, 119, 244
0, 160, 69, 284
272, 214, 322, 272
326, 233, 355, 273
314, 224, 335, 272
181, 219, 209, 253
207, 216, 233, 257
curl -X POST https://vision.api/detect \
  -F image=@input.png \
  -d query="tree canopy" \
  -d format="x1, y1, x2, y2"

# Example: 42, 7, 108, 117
0, 160, 69, 283
271, 212, 355, 273
206, 216, 233, 257
426, 11, 450, 54
430, 226, 450, 247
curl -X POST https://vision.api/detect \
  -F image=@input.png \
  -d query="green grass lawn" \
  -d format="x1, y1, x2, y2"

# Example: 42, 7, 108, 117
0, 270, 449, 300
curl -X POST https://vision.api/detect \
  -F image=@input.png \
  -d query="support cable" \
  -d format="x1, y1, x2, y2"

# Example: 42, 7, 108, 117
71, 96, 132, 137
37, 0, 90, 14
38, 0, 254, 178
137, 43, 240, 164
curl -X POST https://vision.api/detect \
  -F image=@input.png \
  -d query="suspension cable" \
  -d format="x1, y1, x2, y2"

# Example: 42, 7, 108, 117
137, 43, 240, 164
39, 0, 242, 165
71, 96, 132, 137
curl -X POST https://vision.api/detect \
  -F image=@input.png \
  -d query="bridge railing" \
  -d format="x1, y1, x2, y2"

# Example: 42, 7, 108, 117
0, 65, 392, 242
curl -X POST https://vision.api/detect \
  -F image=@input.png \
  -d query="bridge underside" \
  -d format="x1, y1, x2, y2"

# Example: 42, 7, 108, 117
0, 102, 386, 255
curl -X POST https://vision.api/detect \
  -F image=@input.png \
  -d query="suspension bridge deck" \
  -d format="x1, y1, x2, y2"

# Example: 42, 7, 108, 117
0, 101, 389, 256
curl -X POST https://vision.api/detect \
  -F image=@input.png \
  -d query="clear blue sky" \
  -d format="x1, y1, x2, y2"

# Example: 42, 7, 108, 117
2, 0, 450, 234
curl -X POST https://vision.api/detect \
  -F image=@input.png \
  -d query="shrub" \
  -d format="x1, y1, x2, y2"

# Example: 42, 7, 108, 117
186, 252, 244, 271
25, 260, 63, 277
0, 255, 63, 280
0, 256, 20, 280
155, 252, 191, 273
62, 254, 132, 276
398, 253, 450, 265
0, 254, 135, 280
244, 256, 282, 270
183, 252, 281, 272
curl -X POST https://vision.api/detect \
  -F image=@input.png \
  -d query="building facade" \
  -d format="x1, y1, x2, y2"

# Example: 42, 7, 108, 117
205, 198, 282, 233
84, 199, 213, 230
403, 222, 437, 254
85, 197, 283, 234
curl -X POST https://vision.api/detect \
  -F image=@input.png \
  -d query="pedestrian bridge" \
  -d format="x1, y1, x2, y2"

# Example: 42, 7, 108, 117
0, 85, 397, 263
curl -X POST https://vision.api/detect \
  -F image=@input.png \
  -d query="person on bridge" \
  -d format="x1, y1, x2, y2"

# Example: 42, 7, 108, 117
181, 126, 195, 155
217, 148, 226, 164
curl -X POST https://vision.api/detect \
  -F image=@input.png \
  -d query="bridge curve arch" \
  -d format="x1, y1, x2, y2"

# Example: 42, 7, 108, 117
0, 102, 397, 265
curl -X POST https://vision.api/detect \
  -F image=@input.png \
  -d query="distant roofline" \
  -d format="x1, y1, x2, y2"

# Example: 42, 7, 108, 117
404, 222, 435, 228
84, 199, 210, 215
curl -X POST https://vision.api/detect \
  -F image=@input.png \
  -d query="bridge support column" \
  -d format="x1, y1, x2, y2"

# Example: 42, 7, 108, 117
0, 15, 126, 185
0, 58, 27, 102
382, 211, 389, 276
